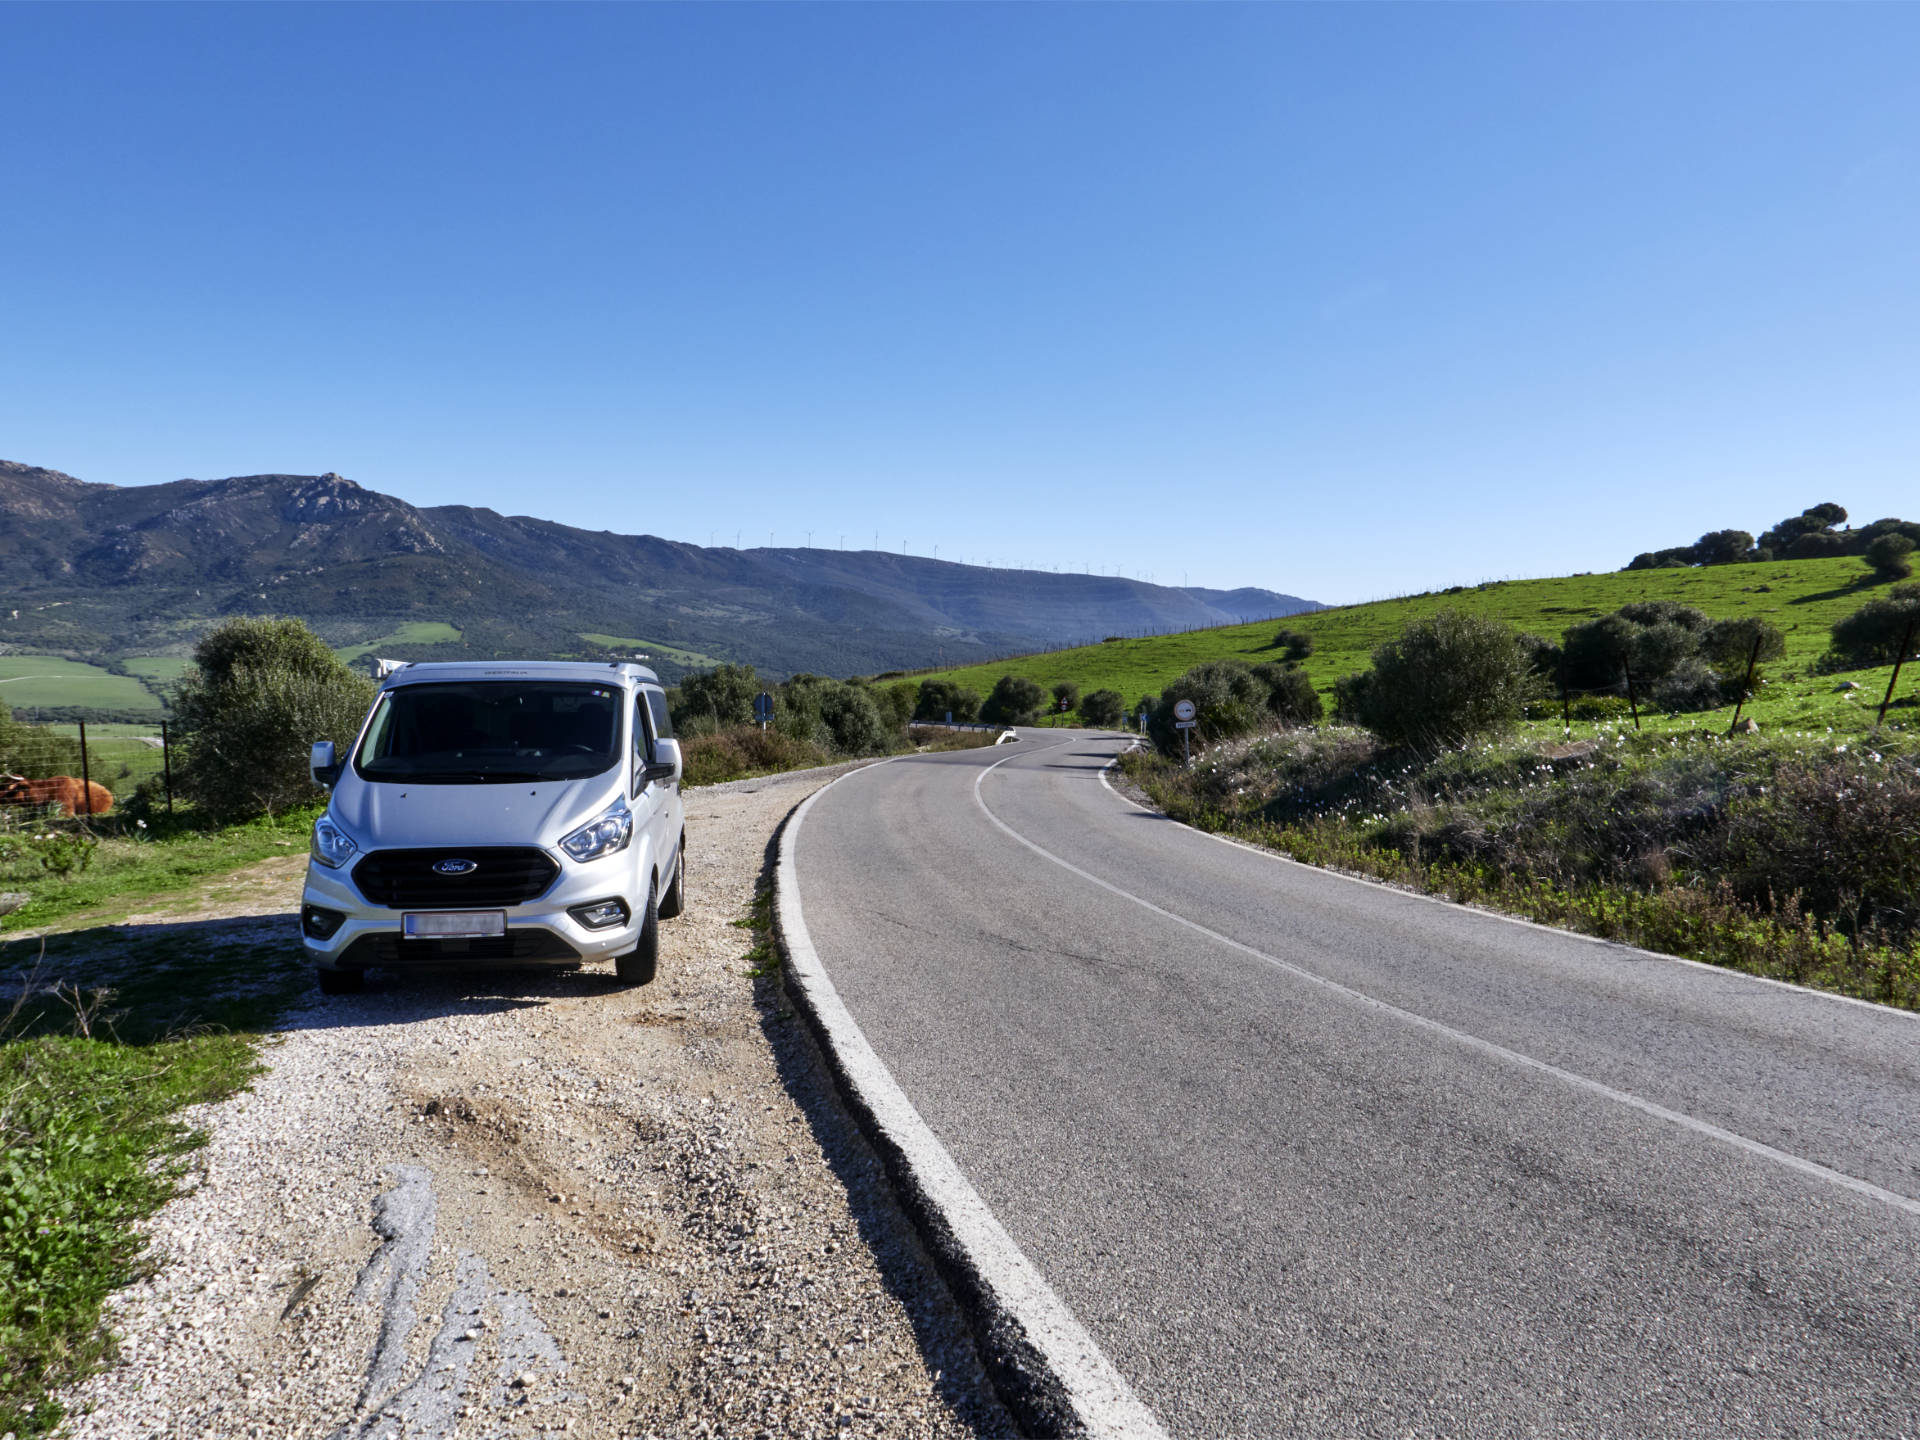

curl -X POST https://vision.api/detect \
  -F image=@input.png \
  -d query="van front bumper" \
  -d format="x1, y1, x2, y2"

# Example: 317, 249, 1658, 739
300, 859, 641, 971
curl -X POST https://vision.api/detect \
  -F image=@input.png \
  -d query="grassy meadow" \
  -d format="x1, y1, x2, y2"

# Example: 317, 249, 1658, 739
333, 619, 464, 665
906, 555, 1916, 737
0, 659, 163, 719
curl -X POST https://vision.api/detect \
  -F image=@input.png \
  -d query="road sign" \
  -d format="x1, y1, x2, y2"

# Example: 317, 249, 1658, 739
1174, 720, 1197, 730
1173, 699, 1196, 722
753, 691, 774, 728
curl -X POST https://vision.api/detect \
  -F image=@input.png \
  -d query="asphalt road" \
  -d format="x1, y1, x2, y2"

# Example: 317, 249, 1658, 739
791, 729, 1920, 1439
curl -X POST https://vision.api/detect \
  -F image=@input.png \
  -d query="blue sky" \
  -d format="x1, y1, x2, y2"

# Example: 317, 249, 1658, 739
4, 4, 1916, 605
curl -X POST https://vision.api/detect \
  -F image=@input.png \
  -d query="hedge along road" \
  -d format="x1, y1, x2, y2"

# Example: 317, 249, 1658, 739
789, 727, 1920, 1439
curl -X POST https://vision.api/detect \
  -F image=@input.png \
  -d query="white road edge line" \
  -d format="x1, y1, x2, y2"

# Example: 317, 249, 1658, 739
776, 757, 1171, 1440
976, 738, 1920, 1221
1091, 742, 1920, 1026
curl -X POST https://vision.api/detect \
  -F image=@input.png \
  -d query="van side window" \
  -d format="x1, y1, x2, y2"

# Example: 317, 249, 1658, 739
632, 695, 654, 796
645, 689, 674, 741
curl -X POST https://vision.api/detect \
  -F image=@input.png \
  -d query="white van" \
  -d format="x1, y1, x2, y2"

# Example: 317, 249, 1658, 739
299, 661, 686, 994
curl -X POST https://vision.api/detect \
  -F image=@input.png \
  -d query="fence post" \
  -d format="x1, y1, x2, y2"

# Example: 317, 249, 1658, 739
78, 719, 94, 816
1877, 616, 1917, 729
1727, 633, 1764, 737
1622, 662, 1641, 731
161, 719, 175, 815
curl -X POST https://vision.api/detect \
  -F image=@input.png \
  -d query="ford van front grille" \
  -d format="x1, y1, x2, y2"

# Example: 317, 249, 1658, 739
351, 847, 560, 908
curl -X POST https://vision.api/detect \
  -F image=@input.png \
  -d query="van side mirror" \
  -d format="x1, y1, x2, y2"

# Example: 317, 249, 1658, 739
310, 741, 342, 789
643, 737, 681, 784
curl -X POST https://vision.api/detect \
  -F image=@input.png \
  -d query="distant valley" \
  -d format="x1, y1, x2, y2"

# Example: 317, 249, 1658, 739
0, 460, 1317, 700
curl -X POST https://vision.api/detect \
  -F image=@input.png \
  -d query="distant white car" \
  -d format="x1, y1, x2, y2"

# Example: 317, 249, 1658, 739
299, 660, 686, 994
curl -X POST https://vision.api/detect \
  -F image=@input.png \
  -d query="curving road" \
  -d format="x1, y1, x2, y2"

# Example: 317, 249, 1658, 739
791, 729, 1920, 1439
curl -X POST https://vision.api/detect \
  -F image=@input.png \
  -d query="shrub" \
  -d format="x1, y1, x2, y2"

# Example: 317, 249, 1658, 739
981, 675, 1046, 726
815, 684, 893, 755
173, 617, 375, 822
1700, 617, 1786, 674
1866, 533, 1916, 581
1652, 657, 1727, 713
1248, 664, 1323, 725
1079, 689, 1126, 728
1050, 682, 1081, 715
1348, 609, 1534, 749
914, 678, 981, 724
672, 663, 761, 730
1829, 584, 1920, 666
1270, 628, 1314, 662
1149, 661, 1270, 755
1716, 751, 1920, 938
681, 726, 831, 786
869, 680, 918, 734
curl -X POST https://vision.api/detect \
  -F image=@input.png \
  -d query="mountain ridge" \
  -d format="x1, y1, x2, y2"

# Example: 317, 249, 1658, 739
0, 461, 1319, 680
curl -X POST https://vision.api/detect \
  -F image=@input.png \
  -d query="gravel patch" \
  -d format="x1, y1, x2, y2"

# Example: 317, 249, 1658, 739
58, 768, 1012, 1439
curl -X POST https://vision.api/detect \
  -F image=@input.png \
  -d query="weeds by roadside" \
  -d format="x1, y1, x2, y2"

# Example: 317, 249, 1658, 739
0, 923, 310, 1435
1121, 724, 1920, 1010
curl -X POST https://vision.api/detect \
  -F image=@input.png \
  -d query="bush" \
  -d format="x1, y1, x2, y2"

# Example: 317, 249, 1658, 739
681, 726, 832, 786
672, 663, 762, 731
1652, 657, 1728, 713
1248, 664, 1323, 725
1270, 628, 1314, 662
1867, 533, 1916, 581
1829, 584, 1920, 667
815, 684, 892, 755
914, 679, 981, 724
869, 680, 917, 734
1079, 689, 1126, 728
1149, 661, 1269, 755
173, 618, 375, 822
981, 675, 1046, 726
1347, 609, 1534, 749
1699, 617, 1786, 674
1050, 682, 1081, 716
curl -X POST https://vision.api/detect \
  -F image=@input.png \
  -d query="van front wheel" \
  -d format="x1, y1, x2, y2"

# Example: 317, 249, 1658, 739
616, 878, 660, 986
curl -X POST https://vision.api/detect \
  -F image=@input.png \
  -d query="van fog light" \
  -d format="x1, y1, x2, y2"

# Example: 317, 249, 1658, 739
569, 898, 630, 930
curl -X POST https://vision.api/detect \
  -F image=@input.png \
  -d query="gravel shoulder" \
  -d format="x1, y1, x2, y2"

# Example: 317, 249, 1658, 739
57, 764, 1013, 1439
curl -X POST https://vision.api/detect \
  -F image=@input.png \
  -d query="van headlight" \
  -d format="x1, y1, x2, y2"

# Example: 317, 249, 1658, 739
311, 815, 358, 869
559, 797, 633, 863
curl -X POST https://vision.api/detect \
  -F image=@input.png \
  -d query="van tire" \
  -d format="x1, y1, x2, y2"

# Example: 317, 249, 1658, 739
657, 835, 687, 919
616, 879, 660, 986
317, 966, 364, 995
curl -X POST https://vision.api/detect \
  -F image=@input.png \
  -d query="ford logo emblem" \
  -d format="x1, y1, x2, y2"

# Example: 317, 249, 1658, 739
433, 858, 478, 876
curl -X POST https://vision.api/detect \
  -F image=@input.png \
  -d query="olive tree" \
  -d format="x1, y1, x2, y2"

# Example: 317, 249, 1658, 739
174, 617, 376, 821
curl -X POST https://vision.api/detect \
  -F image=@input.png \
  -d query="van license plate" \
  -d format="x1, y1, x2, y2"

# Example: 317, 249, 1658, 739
404, 911, 506, 939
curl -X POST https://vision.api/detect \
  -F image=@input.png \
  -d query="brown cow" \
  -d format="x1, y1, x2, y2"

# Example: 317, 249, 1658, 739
0, 772, 114, 817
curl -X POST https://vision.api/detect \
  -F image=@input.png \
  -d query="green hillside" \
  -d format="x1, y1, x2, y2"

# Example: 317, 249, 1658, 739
908, 556, 1916, 736
335, 620, 464, 665
0, 657, 164, 717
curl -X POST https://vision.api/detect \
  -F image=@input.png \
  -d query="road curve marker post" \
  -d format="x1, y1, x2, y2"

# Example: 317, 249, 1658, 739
775, 762, 1169, 1440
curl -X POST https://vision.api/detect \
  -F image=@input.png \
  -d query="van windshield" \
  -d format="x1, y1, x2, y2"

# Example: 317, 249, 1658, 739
355, 682, 621, 784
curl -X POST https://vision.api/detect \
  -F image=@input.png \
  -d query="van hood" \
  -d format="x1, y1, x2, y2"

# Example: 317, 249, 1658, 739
327, 774, 623, 851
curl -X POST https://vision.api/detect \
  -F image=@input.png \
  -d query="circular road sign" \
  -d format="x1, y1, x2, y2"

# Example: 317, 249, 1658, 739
1173, 699, 1196, 722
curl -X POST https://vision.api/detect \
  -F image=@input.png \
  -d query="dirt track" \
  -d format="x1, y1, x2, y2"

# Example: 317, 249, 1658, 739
59, 765, 1012, 1439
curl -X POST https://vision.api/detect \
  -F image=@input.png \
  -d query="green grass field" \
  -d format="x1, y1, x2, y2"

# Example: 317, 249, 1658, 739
118, 655, 191, 692
907, 556, 1915, 737
334, 620, 464, 664
578, 632, 727, 669
0, 659, 163, 718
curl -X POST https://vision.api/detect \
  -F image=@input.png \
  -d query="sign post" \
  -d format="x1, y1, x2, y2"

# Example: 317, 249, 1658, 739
753, 691, 774, 731
1173, 699, 1197, 765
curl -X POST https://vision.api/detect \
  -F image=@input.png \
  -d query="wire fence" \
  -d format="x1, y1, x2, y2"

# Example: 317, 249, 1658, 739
0, 717, 176, 828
